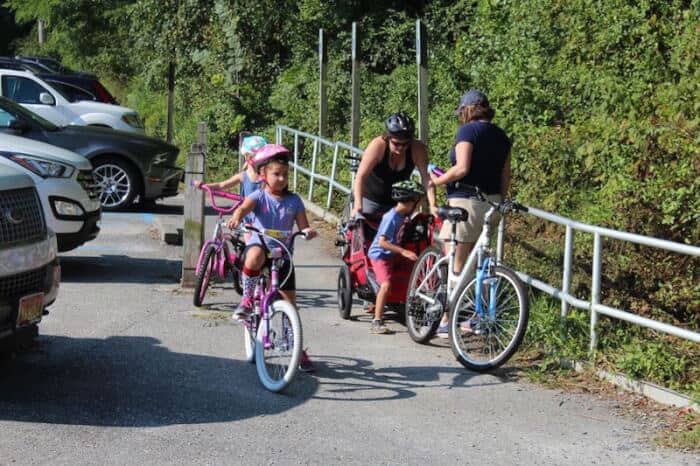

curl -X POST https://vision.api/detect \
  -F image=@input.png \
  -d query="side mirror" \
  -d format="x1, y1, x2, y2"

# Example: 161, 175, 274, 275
39, 92, 55, 105
8, 119, 31, 133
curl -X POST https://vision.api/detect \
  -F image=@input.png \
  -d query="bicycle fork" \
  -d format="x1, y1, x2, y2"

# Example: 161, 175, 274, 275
475, 258, 498, 320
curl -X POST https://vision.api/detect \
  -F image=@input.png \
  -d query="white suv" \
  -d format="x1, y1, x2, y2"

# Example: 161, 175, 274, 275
0, 164, 60, 343
0, 133, 101, 252
0, 69, 145, 134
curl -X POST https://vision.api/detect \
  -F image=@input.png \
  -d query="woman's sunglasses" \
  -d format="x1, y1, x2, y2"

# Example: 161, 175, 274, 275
390, 139, 410, 149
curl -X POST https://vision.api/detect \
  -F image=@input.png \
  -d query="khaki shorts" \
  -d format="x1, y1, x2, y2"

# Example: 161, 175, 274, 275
439, 195, 502, 243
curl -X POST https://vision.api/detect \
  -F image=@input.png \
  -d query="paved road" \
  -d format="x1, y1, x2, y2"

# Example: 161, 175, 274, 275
0, 201, 694, 465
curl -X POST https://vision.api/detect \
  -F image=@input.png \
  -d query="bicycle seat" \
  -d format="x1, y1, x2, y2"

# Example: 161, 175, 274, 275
437, 206, 468, 223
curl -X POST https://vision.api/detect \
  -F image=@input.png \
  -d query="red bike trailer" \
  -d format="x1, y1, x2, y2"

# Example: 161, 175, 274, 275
337, 212, 441, 321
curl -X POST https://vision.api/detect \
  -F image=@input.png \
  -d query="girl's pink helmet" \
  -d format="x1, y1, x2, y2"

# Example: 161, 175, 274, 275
252, 144, 291, 172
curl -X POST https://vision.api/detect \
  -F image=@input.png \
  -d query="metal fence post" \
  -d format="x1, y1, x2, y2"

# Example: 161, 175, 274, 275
561, 226, 574, 319
416, 20, 429, 144
181, 122, 207, 287
308, 139, 319, 201
293, 133, 299, 191
590, 233, 602, 353
318, 29, 328, 138
351, 22, 361, 147
327, 144, 340, 209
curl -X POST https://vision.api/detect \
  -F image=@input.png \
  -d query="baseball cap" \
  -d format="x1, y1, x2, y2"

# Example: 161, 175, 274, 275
455, 89, 489, 114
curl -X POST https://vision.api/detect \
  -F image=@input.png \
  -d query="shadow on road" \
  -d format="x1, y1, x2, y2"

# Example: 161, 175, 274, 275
0, 334, 318, 427
309, 355, 514, 402
60, 255, 181, 284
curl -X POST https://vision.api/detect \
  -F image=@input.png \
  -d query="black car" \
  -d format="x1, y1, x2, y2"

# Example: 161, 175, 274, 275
0, 96, 182, 210
37, 73, 118, 104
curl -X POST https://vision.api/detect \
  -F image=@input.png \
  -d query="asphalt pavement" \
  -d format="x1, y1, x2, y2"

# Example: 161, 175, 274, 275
0, 197, 694, 465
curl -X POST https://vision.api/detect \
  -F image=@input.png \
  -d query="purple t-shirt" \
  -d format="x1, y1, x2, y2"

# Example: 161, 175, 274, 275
246, 189, 305, 249
367, 208, 406, 260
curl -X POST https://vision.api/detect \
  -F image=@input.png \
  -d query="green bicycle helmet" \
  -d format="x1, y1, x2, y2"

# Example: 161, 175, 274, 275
391, 179, 425, 202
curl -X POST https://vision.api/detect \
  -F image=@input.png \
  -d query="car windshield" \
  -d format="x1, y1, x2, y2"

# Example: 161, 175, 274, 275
0, 96, 59, 131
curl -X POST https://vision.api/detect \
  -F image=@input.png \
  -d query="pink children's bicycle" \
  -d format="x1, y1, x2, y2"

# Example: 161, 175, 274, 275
193, 184, 246, 307
238, 225, 307, 392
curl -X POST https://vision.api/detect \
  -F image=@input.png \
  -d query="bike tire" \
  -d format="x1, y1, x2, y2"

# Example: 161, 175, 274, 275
231, 268, 244, 295
243, 322, 255, 363
405, 246, 444, 344
255, 300, 302, 392
448, 265, 529, 372
337, 265, 353, 320
193, 245, 217, 307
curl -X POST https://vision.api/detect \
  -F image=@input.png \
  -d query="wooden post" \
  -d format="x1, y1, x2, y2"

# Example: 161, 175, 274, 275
416, 20, 429, 144
318, 29, 328, 138
181, 122, 207, 287
350, 22, 361, 148
37, 19, 46, 46
166, 61, 175, 144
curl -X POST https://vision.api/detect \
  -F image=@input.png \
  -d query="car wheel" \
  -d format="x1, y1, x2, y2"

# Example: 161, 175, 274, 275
93, 157, 140, 211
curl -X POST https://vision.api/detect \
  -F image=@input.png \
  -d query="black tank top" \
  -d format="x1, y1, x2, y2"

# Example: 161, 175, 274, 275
362, 139, 415, 205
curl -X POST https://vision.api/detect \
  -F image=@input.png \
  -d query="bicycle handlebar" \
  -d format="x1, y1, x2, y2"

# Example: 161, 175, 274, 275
193, 182, 243, 214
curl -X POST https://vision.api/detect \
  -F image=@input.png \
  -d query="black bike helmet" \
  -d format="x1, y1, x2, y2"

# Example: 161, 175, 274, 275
384, 112, 415, 140
391, 180, 425, 202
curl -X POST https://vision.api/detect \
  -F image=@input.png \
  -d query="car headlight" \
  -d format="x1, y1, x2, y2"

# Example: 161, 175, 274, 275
53, 199, 85, 217
121, 112, 144, 129
1, 152, 75, 178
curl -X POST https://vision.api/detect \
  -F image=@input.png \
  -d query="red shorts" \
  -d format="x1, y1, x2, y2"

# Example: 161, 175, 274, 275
370, 257, 394, 285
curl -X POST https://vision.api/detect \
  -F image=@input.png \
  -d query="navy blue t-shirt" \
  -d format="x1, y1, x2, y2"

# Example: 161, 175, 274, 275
447, 121, 511, 198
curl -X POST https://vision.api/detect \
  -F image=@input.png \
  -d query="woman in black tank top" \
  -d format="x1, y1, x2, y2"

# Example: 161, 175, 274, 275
352, 112, 436, 217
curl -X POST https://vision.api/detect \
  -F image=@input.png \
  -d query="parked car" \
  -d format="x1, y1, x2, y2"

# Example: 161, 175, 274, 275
0, 57, 119, 104
0, 57, 43, 73
0, 163, 60, 345
0, 132, 101, 251
0, 69, 144, 134
38, 73, 118, 104
14, 55, 72, 74
0, 97, 182, 211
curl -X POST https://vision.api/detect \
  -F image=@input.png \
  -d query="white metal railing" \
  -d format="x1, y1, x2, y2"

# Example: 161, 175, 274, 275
509, 208, 700, 351
275, 125, 700, 351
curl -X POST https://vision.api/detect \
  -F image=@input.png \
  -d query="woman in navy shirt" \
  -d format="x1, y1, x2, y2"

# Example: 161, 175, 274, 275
429, 90, 511, 337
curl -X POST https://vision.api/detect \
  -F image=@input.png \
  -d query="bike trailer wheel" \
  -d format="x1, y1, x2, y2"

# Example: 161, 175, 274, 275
193, 245, 217, 307
337, 265, 353, 320
255, 300, 302, 393
405, 246, 443, 344
448, 265, 529, 372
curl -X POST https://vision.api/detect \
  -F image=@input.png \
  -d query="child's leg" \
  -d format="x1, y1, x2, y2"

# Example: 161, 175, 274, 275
235, 245, 266, 317
374, 282, 390, 321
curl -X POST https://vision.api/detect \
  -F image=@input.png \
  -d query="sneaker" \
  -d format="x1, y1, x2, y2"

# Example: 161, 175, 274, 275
233, 297, 253, 320
370, 319, 391, 335
460, 317, 482, 335
436, 323, 449, 339
299, 349, 314, 373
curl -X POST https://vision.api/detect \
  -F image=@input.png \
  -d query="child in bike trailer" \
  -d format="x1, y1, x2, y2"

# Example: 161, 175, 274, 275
366, 180, 424, 334
226, 143, 317, 370
195, 135, 266, 198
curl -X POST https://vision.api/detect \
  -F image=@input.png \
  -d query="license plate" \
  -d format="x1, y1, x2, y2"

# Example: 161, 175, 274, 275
17, 292, 44, 327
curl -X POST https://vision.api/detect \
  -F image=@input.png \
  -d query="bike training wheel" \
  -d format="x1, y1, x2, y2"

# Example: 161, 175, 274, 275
405, 246, 444, 344
193, 245, 217, 307
337, 265, 353, 320
448, 265, 529, 372
243, 321, 256, 363
255, 300, 303, 392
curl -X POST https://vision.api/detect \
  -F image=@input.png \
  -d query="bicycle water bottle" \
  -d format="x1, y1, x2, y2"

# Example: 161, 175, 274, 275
428, 163, 445, 177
